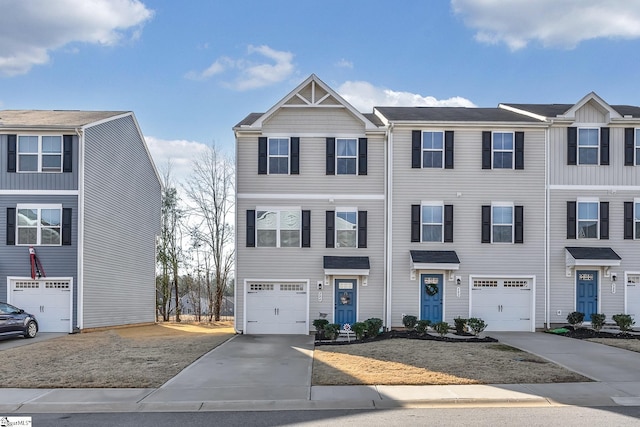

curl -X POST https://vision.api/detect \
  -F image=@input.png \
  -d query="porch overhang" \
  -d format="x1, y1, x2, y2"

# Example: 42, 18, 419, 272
565, 246, 621, 277
410, 250, 460, 280
323, 256, 370, 276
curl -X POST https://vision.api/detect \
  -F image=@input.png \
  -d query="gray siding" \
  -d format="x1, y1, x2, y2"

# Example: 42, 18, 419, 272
389, 126, 547, 328
82, 115, 161, 329
0, 134, 79, 190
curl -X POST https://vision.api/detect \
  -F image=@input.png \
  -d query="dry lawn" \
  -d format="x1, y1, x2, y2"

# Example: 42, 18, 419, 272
313, 339, 590, 385
0, 322, 234, 388
586, 338, 640, 353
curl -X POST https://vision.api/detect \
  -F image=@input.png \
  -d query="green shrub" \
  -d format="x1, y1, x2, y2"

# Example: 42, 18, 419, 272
433, 321, 450, 337
364, 318, 383, 338
402, 315, 418, 330
454, 317, 467, 334
467, 317, 487, 336
566, 311, 585, 326
352, 322, 367, 340
323, 323, 341, 340
612, 314, 635, 333
416, 320, 431, 334
312, 319, 329, 332
590, 314, 606, 331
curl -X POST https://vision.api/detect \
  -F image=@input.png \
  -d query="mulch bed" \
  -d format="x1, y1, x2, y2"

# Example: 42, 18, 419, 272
315, 329, 497, 346
549, 326, 640, 340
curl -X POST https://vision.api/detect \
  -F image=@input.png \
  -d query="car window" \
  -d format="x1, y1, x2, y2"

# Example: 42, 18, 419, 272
0, 303, 8, 314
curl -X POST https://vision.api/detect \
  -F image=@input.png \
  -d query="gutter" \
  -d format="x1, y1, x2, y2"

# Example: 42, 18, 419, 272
384, 123, 394, 329
75, 127, 85, 331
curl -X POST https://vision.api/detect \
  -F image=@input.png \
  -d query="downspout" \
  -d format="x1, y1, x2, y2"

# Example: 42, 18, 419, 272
545, 124, 550, 329
75, 127, 85, 331
385, 123, 394, 329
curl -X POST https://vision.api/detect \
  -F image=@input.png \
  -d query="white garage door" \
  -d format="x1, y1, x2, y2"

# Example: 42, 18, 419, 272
246, 282, 308, 334
10, 279, 72, 333
470, 278, 533, 332
627, 274, 640, 324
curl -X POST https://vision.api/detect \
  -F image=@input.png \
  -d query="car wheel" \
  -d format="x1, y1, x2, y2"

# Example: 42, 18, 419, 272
24, 320, 37, 338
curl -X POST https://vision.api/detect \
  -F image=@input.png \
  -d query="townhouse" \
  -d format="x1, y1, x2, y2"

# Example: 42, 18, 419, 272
234, 75, 640, 334
0, 110, 161, 333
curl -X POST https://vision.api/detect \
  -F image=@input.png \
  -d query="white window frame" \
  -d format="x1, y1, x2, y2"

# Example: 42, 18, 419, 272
577, 197, 599, 239
336, 138, 358, 175
335, 207, 357, 248
491, 202, 514, 244
635, 128, 640, 166
577, 127, 599, 165
421, 201, 444, 243
255, 207, 301, 248
16, 203, 63, 246
635, 198, 640, 240
492, 131, 514, 169
422, 131, 444, 169
17, 135, 63, 173
267, 138, 290, 175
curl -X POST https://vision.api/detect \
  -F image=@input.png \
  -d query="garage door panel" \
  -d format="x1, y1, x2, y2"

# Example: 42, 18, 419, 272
246, 282, 308, 335
471, 278, 532, 332
627, 275, 640, 323
11, 279, 71, 333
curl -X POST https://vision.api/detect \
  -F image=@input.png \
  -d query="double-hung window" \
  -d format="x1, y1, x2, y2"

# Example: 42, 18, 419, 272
421, 204, 443, 242
16, 205, 62, 245
422, 132, 444, 168
635, 201, 640, 239
578, 128, 599, 165
336, 138, 357, 175
18, 135, 62, 172
492, 204, 513, 243
256, 209, 300, 247
577, 200, 599, 238
636, 129, 640, 165
492, 132, 514, 169
335, 210, 357, 247
268, 138, 289, 174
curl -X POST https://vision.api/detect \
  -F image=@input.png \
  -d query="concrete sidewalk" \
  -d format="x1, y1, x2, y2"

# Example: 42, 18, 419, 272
1, 332, 640, 413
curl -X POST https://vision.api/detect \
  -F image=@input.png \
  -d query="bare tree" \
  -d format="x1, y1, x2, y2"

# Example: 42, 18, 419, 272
183, 144, 234, 321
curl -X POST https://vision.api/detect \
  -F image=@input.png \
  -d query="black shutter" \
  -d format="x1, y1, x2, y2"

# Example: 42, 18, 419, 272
412, 130, 421, 168
481, 205, 491, 243
358, 138, 367, 175
515, 131, 524, 170
358, 211, 367, 248
600, 127, 609, 166
325, 211, 335, 248
63, 135, 73, 173
411, 204, 420, 242
567, 127, 577, 165
290, 137, 299, 175
625, 128, 635, 166
444, 131, 454, 169
482, 131, 492, 169
514, 205, 524, 244
326, 138, 335, 175
7, 134, 16, 173
567, 201, 576, 239
6, 207, 15, 245
600, 202, 609, 239
246, 210, 256, 247
258, 138, 267, 175
62, 208, 72, 245
444, 204, 453, 242
302, 210, 310, 247
624, 202, 634, 239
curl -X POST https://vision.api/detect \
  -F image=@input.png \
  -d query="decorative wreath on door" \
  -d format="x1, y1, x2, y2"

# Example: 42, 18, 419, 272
425, 283, 438, 297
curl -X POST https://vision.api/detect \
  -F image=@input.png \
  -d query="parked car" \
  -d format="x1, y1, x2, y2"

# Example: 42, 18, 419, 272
0, 302, 38, 339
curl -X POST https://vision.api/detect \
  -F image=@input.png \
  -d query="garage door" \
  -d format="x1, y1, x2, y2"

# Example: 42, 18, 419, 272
246, 282, 308, 334
470, 278, 533, 332
10, 279, 72, 333
627, 274, 640, 324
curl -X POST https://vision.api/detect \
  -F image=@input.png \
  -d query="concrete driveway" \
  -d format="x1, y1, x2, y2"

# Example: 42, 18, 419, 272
0, 332, 67, 351
143, 334, 314, 403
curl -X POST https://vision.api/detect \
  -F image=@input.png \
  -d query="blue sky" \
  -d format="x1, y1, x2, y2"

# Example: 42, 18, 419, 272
2, 0, 640, 180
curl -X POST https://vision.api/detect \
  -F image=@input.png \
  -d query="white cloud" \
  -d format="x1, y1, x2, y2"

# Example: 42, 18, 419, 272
187, 45, 295, 90
0, 0, 153, 76
337, 80, 475, 112
335, 58, 353, 69
145, 136, 210, 184
452, 0, 640, 50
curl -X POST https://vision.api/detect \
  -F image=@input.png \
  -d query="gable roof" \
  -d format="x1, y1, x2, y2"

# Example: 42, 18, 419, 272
374, 106, 543, 123
0, 110, 129, 129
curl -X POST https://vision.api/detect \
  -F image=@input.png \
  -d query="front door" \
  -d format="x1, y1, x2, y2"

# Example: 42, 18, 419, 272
577, 270, 598, 321
421, 274, 443, 323
335, 279, 357, 327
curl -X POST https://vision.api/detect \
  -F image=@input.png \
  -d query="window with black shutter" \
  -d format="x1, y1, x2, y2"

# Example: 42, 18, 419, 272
625, 128, 635, 166
567, 127, 577, 165
246, 210, 256, 247
412, 131, 421, 168
357, 211, 367, 248
6, 207, 15, 245
7, 134, 16, 173
301, 210, 310, 247
624, 202, 635, 239
63, 135, 73, 173
411, 204, 420, 242
481, 205, 491, 243
481, 132, 492, 169
325, 211, 335, 247
444, 204, 453, 242
515, 132, 524, 169
326, 138, 335, 175
514, 205, 524, 243
444, 131, 454, 169
62, 208, 72, 245
290, 137, 299, 175
600, 202, 609, 239
566, 201, 577, 239
600, 128, 609, 166
358, 138, 367, 175
258, 138, 267, 175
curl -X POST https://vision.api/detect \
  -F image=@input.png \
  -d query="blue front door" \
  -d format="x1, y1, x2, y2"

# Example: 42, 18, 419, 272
335, 279, 357, 327
421, 274, 443, 323
577, 270, 598, 321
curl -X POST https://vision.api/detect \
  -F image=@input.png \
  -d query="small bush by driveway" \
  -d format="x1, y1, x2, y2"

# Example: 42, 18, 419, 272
0, 322, 234, 388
